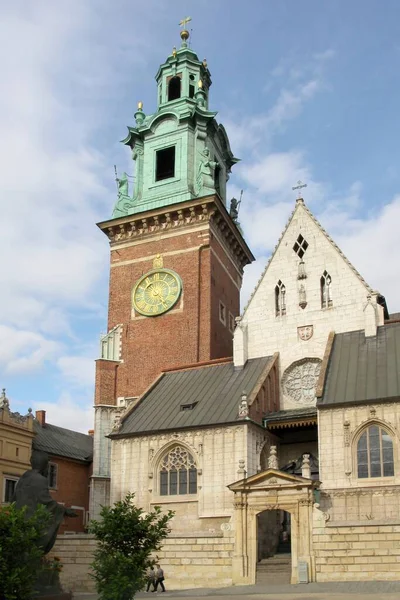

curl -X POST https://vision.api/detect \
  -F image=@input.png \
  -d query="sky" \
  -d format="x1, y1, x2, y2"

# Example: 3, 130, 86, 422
1, 0, 399, 432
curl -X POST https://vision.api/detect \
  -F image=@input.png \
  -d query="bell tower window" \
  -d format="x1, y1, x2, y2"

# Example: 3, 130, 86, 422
156, 146, 175, 181
168, 76, 181, 101
189, 73, 195, 98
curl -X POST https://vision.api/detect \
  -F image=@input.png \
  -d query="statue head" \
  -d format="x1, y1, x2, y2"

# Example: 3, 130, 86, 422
30, 449, 49, 476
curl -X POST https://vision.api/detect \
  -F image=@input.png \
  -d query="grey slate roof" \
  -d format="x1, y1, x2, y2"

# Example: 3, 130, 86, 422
116, 357, 273, 436
33, 421, 93, 463
318, 323, 400, 407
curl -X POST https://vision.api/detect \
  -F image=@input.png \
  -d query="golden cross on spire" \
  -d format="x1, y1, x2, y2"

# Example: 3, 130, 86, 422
179, 16, 192, 29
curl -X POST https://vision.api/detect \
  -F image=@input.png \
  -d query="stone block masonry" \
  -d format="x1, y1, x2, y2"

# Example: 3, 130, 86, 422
50, 532, 233, 593
313, 523, 400, 581
50, 535, 97, 593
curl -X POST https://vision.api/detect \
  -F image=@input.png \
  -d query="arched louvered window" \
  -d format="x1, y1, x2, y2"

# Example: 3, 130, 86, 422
159, 446, 197, 495
275, 280, 286, 317
320, 271, 332, 308
357, 425, 394, 478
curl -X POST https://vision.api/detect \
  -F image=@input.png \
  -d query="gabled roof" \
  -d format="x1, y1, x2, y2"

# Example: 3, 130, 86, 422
115, 357, 273, 437
318, 322, 400, 407
242, 198, 374, 315
33, 421, 93, 463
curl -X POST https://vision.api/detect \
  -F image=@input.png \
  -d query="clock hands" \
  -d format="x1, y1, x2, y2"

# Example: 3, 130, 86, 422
150, 285, 168, 307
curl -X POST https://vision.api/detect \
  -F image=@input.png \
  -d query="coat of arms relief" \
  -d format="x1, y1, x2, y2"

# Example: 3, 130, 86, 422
298, 325, 313, 341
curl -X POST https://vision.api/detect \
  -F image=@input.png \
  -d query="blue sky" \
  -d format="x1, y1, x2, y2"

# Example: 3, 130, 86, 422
1, 0, 399, 431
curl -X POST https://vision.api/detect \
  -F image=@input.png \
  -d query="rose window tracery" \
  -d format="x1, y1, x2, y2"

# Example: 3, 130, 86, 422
282, 359, 322, 405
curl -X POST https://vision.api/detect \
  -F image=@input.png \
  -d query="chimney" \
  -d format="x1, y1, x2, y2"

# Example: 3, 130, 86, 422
88, 429, 94, 437
36, 410, 46, 426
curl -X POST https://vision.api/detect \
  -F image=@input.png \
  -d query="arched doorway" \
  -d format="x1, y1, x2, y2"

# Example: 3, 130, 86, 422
256, 509, 292, 585
229, 469, 319, 585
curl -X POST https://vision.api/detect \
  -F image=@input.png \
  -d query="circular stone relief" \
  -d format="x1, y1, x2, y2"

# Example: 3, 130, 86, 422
282, 358, 322, 405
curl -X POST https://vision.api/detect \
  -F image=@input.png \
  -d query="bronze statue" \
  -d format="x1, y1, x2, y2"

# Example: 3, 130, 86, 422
14, 450, 77, 554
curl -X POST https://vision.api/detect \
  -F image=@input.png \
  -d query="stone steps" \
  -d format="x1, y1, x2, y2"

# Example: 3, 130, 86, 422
256, 553, 291, 584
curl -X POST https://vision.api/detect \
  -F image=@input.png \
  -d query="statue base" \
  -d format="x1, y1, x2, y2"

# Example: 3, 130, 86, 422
34, 568, 72, 599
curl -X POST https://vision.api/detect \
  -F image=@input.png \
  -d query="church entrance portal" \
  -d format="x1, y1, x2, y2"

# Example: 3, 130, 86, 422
256, 509, 291, 584
229, 469, 319, 585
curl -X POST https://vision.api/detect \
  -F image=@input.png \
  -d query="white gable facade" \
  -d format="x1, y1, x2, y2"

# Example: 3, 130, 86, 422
234, 198, 384, 410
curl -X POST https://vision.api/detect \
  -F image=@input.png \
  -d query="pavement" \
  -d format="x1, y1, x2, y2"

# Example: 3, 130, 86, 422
73, 580, 400, 599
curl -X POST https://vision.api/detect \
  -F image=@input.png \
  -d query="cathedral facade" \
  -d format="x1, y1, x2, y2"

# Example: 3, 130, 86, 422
90, 27, 400, 588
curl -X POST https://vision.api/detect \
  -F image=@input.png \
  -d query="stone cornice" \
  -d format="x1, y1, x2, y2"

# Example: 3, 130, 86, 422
97, 195, 254, 272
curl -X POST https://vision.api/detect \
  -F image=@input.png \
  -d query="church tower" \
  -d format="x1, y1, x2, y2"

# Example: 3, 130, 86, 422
91, 26, 254, 516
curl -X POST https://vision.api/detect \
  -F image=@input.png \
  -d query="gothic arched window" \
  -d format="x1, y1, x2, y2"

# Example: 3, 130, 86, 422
159, 446, 197, 496
357, 425, 394, 478
320, 271, 332, 309
275, 280, 286, 317
168, 76, 181, 101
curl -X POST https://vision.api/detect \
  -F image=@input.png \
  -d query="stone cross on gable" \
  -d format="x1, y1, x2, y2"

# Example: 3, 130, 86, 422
292, 180, 307, 199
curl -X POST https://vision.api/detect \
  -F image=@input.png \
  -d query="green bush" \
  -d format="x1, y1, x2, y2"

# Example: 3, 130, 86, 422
90, 493, 174, 600
0, 503, 50, 600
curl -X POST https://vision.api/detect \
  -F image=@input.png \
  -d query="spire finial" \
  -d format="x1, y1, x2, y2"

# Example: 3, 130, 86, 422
179, 16, 191, 47
292, 180, 307, 201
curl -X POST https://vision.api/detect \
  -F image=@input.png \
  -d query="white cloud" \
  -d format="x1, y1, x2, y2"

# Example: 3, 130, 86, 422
34, 392, 94, 434
333, 195, 400, 308
0, 325, 60, 375
57, 355, 95, 389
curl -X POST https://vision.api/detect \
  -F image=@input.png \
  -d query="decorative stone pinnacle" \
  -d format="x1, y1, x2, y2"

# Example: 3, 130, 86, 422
135, 102, 145, 126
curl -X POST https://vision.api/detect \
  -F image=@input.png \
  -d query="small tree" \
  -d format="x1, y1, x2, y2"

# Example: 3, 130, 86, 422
0, 503, 50, 600
90, 493, 174, 600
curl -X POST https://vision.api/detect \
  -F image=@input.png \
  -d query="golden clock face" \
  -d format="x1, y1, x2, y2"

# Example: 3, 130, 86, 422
132, 269, 182, 316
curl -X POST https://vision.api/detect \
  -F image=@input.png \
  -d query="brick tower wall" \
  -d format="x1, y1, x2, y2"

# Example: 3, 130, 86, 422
101, 220, 241, 401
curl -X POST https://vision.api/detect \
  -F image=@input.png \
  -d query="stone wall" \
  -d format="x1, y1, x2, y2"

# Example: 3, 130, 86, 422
313, 515, 400, 581
110, 425, 247, 519
157, 533, 234, 589
50, 534, 97, 594
50, 532, 233, 593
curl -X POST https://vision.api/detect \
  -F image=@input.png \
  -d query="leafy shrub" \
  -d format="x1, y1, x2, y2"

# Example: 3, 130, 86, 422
90, 493, 173, 600
0, 503, 50, 600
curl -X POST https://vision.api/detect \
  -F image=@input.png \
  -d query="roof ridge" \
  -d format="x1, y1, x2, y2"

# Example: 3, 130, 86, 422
242, 199, 374, 318
35, 421, 92, 438
162, 356, 233, 374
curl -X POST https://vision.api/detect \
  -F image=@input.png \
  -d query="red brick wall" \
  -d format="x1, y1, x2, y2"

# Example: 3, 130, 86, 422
49, 456, 91, 533
94, 359, 118, 406
209, 228, 242, 359
96, 216, 243, 403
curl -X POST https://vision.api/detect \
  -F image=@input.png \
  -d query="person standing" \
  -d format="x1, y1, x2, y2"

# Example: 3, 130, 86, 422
154, 564, 166, 593
145, 567, 156, 593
